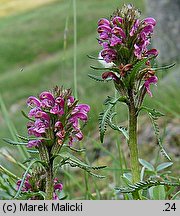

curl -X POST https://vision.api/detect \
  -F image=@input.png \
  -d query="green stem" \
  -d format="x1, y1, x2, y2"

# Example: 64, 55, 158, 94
45, 160, 54, 200
128, 106, 140, 182
38, 143, 54, 200
128, 89, 140, 199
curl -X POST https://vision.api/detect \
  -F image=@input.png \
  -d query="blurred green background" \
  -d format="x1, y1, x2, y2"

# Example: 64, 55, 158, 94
0, 0, 179, 199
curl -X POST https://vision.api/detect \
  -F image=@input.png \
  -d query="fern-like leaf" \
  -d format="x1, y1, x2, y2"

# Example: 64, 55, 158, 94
90, 65, 119, 73
3, 138, 27, 146
115, 180, 180, 193
88, 74, 104, 82
57, 152, 106, 178
140, 107, 171, 161
21, 110, 35, 122
99, 97, 126, 142
99, 111, 112, 143
149, 113, 171, 161
139, 106, 164, 117
108, 112, 129, 140
87, 54, 100, 60
151, 62, 175, 71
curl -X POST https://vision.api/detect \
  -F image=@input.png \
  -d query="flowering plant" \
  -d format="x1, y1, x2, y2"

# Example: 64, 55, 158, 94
3, 86, 105, 200
89, 4, 178, 199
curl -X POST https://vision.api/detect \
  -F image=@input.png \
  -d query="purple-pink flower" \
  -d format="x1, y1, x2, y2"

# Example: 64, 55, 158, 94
97, 11, 158, 63
26, 87, 90, 148
100, 48, 117, 63
130, 19, 140, 36
16, 174, 32, 192
16, 175, 63, 200
96, 5, 159, 98
144, 76, 158, 97
27, 140, 42, 148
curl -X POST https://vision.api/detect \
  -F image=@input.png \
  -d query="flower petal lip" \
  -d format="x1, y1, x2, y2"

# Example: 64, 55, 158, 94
110, 34, 122, 46
50, 104, 64, 115
112, 16, 123, 25
144, 75, 158, 97
143, 17, 156, 26
41, 99, 55, 108
112, 27, 126, 38
130, 19, 140, 36
98, 18, 110, 26
145, 48, 159, 57
102, 72, 119, 82
99, 32, 110, 40
141, 24, 154, 35
55, 97, 65, 107
67, 96, 75, 106
27, 96, 41, 107
101, 48, 117, 63
55, 121, 63, 130
77, 104, 90, 112
28, 107, 41, 118
35, 111, 50, 121
97, 25, 112, 33
39, 91, 55, 102
75, 131, 83, 140
27, 140, 41, 148
70, 112, 88, 121
54, 183, 63, 191
39, 92, 55, 108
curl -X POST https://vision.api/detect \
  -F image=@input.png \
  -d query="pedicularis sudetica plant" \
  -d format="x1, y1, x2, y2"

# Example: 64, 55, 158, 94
3, 86, 105, 200
89, 4, 179, 199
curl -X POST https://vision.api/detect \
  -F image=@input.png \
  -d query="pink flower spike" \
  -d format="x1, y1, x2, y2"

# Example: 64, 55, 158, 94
27, 96, 41, 107
144, 76, 158, 97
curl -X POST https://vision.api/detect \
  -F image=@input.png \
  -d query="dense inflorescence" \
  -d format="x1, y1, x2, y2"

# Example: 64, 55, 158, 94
26, 86, 90, 148
97, 4, 158, 97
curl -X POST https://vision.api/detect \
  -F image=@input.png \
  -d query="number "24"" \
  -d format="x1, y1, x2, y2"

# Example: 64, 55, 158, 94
164, 203, 176, 211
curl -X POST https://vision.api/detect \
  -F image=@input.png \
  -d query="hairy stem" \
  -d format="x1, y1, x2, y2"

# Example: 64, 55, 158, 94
128, 89, 140, 185
45, 160, 54, 200
39, 143, 54, 200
